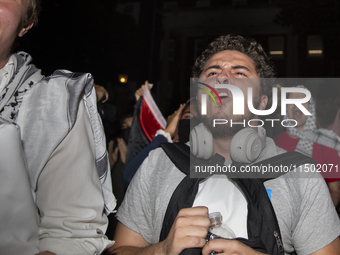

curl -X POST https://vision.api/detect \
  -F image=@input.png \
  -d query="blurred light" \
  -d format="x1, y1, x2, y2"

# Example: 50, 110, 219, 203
270, 51, 284, 55
119, 74, 128, 83
308, 50, 323, 55
268, 36, 284, 59
308, 36, 323, 57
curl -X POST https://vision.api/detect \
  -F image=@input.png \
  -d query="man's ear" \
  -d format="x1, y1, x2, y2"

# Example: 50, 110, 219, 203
259, 95, 268, 110
18, 23, 34, 37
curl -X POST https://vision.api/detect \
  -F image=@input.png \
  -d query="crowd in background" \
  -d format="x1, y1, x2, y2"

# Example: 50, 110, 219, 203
97, 79, 340, 240
1, 0, 340, 254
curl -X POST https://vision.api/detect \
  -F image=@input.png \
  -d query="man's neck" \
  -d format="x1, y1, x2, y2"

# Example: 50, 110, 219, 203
213, 137, 232, 160
286, 125, 305, 139
287, 125, 305, 139
296, 125, 304, 131
0, 55, 11, 70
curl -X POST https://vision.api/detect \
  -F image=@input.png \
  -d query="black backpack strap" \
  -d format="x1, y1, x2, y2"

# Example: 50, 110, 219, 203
260, 151, 316, 181
159, 143, 202, 255
159, 174, 201, 254
231, 151, 316, 181
160, 143, 191, 175
159, 144, 314, 255
230, 177, 284, 254
230, 152, 315, 255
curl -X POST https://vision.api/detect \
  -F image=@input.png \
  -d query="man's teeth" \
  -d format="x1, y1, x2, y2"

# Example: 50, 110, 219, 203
219, 92, 228, 98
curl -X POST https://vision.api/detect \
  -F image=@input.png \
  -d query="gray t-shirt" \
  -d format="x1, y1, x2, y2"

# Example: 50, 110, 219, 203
117, 138, 340, 255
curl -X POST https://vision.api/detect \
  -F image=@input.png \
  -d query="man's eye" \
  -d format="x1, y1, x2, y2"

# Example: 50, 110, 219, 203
207, 71, 218, 77
236, 72, 247, 77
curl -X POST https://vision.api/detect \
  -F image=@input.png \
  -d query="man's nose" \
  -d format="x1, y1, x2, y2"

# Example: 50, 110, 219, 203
216, 71, 230, 84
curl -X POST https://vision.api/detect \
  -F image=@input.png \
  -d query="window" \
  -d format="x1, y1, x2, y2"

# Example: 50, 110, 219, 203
308, 35, 323, 57
269, 36, 284, 59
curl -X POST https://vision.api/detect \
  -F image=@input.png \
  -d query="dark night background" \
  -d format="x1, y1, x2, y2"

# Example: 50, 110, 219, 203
16, 0, 340, 120
15, 0, 340, 233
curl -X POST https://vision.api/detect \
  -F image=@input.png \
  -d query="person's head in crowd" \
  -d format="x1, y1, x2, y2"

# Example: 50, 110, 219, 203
0, 0, 41, 68
176, 98, 200, 143
107, 114, 132, 168
193, 34, 275, 141
286, 91, 312, 131
121, 115, 133, 129
1, 0, 118, 253
192, 34, 275, 96
23, 0, 41, 27
107, 34, 340, 255
283, 85, 317, 135
120, 114, 133, 144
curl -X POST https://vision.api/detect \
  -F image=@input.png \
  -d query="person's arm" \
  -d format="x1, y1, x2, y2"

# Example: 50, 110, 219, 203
288, 170, 340, 255
164, 104, 185, 141
328, 181, 340, 208
121, 135, 168, 189
105, 222, 163, 255
117, 137, 128, 164
134, 81, 151, 102
202, 239, 268, 255
323, 146, 340, 208
36, 100, 113, 254
120, 103, 184, 188
106, 207, 210, 255
202, 235, 340, 255
108, 139, 119, 169
310, 237, 340, 255
95, 83, 109, 102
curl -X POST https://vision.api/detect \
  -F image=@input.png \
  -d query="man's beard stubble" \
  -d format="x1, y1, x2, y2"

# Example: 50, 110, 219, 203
200, 98, 260, 139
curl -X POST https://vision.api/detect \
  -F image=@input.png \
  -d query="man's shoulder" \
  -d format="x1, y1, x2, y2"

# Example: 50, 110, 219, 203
137, 145, 186, 182
146, 146, 179, 169
257, 136, 287, 162
147, 146, 169, 164
13, 52, 91, 88
266, 161, 326, 194
14, 51, 33, 66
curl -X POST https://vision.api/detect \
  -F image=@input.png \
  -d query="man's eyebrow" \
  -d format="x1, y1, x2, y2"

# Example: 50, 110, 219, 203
231, 65, 251, 73
203, 64, 253, 73
203, 65, 221, 73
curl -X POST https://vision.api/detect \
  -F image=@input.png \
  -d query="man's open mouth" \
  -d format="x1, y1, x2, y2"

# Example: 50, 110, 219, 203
218, 92, 228, 99
215, 88, 232, 102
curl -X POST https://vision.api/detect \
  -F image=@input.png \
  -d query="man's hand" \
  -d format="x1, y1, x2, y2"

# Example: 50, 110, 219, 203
117, 138, 128, 164
164, 104, 185, 138
107, 207, 210, 255
161, 206, 210, 255
202, 239, 268, 255
135, 81, 151, 102
108, 140, 119, 168
94, 84, 109, 103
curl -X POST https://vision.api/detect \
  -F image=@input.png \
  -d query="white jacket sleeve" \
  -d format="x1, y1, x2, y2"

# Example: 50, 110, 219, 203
36, 100, 114, 254
0, 124, 40, 255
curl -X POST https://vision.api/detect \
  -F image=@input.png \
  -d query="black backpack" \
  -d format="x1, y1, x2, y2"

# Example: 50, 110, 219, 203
159, 142, 316, 255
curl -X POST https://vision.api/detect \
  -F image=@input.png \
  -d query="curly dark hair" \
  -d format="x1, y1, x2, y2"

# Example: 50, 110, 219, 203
24, 0, 42, 27
192, 34, 276, 97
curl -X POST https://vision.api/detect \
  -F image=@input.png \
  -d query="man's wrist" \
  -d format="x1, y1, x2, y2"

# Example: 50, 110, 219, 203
156, 129, 172, 143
